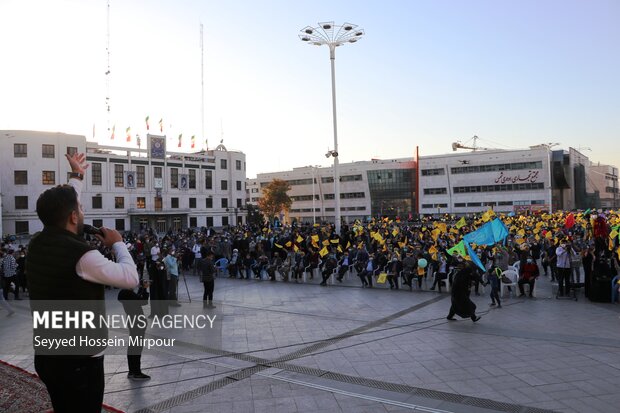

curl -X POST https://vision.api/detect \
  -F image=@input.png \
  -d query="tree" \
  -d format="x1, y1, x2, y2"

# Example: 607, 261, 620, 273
257, 179, 292, 224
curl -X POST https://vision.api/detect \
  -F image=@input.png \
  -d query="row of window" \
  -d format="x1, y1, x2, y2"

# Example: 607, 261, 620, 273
423, 187, 447, 195
451, 200, 546, 208
453, 183, 544, 193
421, 203, 448, 209
13, 167, 243, 192
320, 175, 363, 183
289, 206, 367, 213
14, 170, 65, 185
13, 195, 244, 210
14, 143, 243, 170
605, 187, 619, 194
13, 143, 78, 158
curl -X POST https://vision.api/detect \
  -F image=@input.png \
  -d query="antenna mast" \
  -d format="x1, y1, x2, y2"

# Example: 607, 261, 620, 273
200, 23, 206, 150
105, 0, 111, 138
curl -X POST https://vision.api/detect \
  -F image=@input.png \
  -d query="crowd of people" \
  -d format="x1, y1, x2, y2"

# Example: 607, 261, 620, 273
3, 208, 620, 314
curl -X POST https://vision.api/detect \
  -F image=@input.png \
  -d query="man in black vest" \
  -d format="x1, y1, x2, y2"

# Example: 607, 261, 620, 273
27, 153, 139, 413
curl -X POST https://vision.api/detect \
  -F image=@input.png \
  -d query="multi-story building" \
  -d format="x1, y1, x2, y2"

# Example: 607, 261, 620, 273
585, 164, 619, 209
248, 146, 614, 223
247, 159, 416, 224
1, 130, 247, 235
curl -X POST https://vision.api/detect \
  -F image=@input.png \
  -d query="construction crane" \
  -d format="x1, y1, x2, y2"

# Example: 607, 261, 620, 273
451, 135, 491, 151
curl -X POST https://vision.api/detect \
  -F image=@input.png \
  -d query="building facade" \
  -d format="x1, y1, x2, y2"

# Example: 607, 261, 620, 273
247, 146, 616, 223
1, 130, 247, 236
247, 159, 416, 224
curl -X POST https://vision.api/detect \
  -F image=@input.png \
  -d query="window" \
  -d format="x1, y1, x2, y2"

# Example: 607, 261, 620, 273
92, 196, 102, 209
222, 216, 229, 226
92, 219, 103, 227
171, 197, 179, 208
114, 164, 124, 187
42, 171, 55, 185
237, 198, 242, 208
251, 188, 259, 193
421, 168, 444, 176
14, 143, 27, 157
340, 174, 363, 182
324, 192, 365, 200
236, 180, 242, 191
189, 198, 197, 208
188, 169, 196, 189
205, 170, 213, 189
220, 159, 227, 169
454, 203, 466, 207
423, 188, 447, 195
136, 197, 146, 209
206, 198, 213, 208
467, 202, 482, 207
42, 144, 55, 158
498, 201, 513, 206
136, 166, 145, 188
189, 217, 197, 227
91, 163, 102, 185
206, 217, 214, 227
66, 147, 78, 156
114, 197, 125, 209
453, 183, 544, 193
14, 171, 27, 185
422, 203, 448, 209
287, 178, 314, 186
170, 168, 178, 188
154, 166, 162, 179
221, 180, 228, 190
15, 221, 29, 234
115, 219, 125, 231
236, 160, 242, 170
221, 198, 228, 208
15, 196, 28, 210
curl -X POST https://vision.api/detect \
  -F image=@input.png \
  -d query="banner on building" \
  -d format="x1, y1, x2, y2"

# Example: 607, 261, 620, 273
125, 171, 136, 189
149, 134, 166, 159
179, 174, 189, 190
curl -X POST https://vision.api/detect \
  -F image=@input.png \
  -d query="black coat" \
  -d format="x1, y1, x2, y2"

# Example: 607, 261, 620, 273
450, 266, 477, 318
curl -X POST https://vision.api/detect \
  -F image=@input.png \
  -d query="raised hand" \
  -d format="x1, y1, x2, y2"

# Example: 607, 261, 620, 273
65, 152, 90, 175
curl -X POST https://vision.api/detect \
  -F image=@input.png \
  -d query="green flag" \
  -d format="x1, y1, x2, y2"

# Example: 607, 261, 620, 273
447, 240, 467, 257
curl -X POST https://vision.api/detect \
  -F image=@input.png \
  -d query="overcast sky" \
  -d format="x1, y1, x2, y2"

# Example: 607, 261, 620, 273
1, 0, 618, 177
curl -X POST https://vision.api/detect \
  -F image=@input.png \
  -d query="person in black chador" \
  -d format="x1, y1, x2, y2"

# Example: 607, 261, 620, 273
447, 261, 481, 322
118, 280, 151, 381
148, 258, 169, 318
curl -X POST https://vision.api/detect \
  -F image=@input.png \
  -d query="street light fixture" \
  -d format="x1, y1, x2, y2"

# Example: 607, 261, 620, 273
300, 21, 364, 235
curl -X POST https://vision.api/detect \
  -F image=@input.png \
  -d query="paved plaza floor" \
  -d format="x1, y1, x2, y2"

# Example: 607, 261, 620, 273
2, 271, 620, 413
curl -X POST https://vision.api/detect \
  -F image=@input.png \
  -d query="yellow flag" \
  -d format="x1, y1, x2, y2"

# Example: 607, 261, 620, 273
431, 229, 441, 241
285, 241, 292, 247
322, 239, 330, 246
296, 235, 304, 243
455, 217, 466, 229
274, 243, 283, 249
609, 237, 614, 251
319, 246, 329, 257
517, 229, 525, 236
516, 238, 525, 245
392, 229, 399, 237
330, 239, 339, 244
610, 230, 619, 239
545, 231, 553, 239
429, 245, 438, 254
346, 241, 351, 249
337, 245, 343, 253
311, 235, 319, 243
293, 244, 299, 252
373, 232, 383, 243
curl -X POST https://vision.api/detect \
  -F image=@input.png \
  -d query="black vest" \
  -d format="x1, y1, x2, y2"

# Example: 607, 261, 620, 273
27, 227, 108, 356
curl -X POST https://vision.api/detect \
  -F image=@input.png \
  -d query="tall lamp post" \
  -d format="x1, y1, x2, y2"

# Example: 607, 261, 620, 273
300, 21, 364, 235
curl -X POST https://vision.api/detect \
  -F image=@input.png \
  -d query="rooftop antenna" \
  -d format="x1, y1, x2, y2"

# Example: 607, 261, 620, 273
200, 23, 206, 150
105, 0, 111, 139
